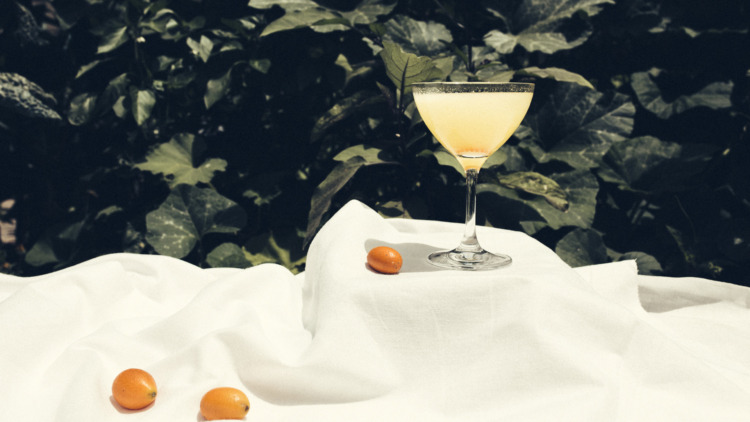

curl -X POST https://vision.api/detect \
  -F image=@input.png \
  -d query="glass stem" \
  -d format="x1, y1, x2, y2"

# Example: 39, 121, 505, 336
458, 168, 482, 254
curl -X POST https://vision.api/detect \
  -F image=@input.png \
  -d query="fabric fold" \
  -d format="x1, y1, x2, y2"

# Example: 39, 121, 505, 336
1, 200, 749, 421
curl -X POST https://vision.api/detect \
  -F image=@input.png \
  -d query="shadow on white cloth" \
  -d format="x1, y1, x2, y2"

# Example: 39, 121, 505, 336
1, 200, 748, 421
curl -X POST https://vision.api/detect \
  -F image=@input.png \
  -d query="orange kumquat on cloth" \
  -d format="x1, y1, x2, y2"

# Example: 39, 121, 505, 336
367, 246, 403, 274
111, 368, 157, 410
200, 387, 251, 420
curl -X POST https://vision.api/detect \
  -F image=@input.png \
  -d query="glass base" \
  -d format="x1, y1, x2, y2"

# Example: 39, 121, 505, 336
428, 248, 512, 271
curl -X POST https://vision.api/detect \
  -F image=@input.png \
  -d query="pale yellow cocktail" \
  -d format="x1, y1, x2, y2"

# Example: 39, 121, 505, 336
414, 90, 533, 171
412, 82, 534, 270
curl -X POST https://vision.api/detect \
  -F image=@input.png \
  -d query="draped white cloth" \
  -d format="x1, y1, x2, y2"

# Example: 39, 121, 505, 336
1, 200, 749, 421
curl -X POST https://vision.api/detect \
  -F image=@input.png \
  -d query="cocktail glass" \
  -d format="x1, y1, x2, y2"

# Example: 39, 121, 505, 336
412, 82, 534, 270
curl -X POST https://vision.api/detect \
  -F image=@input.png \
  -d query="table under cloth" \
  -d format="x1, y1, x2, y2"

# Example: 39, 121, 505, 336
1, 200, 749, 421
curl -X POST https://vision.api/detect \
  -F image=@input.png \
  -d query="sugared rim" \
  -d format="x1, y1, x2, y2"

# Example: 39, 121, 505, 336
411, 81, 534, 93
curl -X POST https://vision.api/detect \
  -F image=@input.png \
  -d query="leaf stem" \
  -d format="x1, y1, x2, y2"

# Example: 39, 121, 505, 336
674, 194, 696, 244
629, 198, 647, 225
465, 22, 473, 73
395, 58, 410, 154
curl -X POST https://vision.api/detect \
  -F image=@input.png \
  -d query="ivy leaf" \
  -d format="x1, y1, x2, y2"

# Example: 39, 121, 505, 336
261, 8, 346, 37
244, 230, 306, 271
618, 251, 663, 275
25, 221, 86, 268
97, 25, 130, 54
252, 0, 393, 31
555, 228, 609, 267
485, 30, 591, 55
134, 133, 227, 188
631, 68, 733, 119
333, 144, 394, 164
340, 0, 396, 26
475, 64, 516, 83
483, 149, 509, 169
383, 15, 453, 56
520, 82, 635, 169
98, 73, 130, 116
497, 171, 569, 211
206, 243, 252, 268
112, 96, 128, 118
518, 66, 594, 89
204, 60, 268, 109
248, 0, 317, 10
305, 157, 366, 247
433, 149, 465, 176
205, 67, 233, 109
140, 8, 189, 40
66, 74, 129, 125
483, 0, 613, 54
666, 225, 697, 269
479, 169, 598, 234
67, 93, 98, 126
379, 41, 447, 93
167, 70, 197, 90
311, 90, 385, 142
335, 54, 375, 87
146, 185, 246, 258
248, 59, 271, 74
75, 59, 110, 79
482, 30, 516, 54
129, 87, 156, 126
373, 200, 408, 218
95, 205, 123, 220
598, 136, 715, 193
187, 35, 214, 62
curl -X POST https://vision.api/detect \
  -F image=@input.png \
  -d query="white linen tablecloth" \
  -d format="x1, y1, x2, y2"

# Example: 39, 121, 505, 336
1, 200, 749, 421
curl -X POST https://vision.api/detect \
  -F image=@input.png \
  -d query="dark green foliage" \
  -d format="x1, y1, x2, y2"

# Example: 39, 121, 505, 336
0, 0, 748, 286
0, 73, 61, 119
